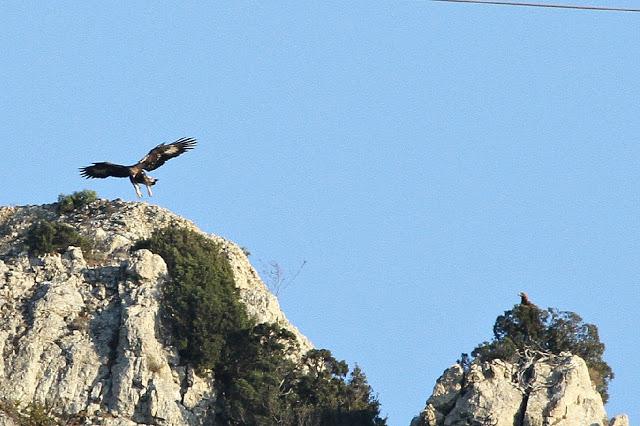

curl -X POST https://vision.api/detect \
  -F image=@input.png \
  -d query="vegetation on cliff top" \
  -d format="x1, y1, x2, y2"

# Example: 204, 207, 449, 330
24, 191, 99, 258
469, 296, 614, 403
56, 190, 97, 214
25, 220, 92, 257
135, 227, 386, 425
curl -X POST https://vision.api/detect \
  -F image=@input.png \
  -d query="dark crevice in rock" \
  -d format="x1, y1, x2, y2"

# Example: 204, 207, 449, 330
133, 384, 156, 425
7, 280, 49, 355
179, 368, 190, 406
440, 367, 466, 420
514, 363, 535, 426
89, 295, 124, 410
22, 281, 49, 329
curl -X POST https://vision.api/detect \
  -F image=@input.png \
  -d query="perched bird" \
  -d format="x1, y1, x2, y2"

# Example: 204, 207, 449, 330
80, 137, 197, 197
519, 292, 535, 307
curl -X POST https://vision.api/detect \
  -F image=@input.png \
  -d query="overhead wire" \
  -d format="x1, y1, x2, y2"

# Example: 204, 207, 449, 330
430, 0, 640, 13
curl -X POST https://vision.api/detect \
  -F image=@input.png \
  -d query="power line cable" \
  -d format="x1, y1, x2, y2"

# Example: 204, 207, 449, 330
431, 0, 640, 13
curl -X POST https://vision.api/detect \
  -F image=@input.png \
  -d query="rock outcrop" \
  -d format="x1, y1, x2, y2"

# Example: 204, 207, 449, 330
0, 199, 311, 425
412, 353, 626, 426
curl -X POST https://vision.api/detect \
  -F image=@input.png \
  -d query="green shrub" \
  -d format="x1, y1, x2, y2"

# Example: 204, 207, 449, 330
0, 399, 58, 426
57, 190, 97, 214
471, 299, 614, 403
26, 221, 91, 256
133, 227, 249, 371
135, 227, 386, 425
21, 403, 57, 426
292, 350, 385, 426
216, 325, 385, 425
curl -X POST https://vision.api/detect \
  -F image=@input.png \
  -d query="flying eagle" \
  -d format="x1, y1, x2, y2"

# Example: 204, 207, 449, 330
80, 137, 197, 197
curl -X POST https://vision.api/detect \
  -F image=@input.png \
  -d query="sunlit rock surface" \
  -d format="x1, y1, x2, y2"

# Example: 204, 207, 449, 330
0, 200, 311, 425
412, 353, 626, 426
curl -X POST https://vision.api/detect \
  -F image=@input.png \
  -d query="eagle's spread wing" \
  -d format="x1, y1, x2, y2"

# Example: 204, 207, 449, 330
80, 162, 131, 179
137, 137, 197, 172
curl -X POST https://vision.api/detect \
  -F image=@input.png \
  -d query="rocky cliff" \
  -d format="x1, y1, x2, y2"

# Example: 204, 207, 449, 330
412, 353, 628, 426
0, 199, 312, 425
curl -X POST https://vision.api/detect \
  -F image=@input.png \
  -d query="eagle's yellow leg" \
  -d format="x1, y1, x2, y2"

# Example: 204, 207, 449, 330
146, 185, 153, 197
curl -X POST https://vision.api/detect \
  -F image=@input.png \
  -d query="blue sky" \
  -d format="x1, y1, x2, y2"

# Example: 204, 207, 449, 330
1, 1, 638, 424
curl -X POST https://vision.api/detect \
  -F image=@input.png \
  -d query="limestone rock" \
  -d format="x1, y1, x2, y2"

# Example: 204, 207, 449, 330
0, 412, 18, 426
413, 354, 626, 426
0, 199, 313, 425
523, 354, 607, 426
610, 414, 630, 426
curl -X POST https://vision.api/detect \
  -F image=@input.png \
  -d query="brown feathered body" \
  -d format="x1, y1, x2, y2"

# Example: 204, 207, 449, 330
519, 292, 534, 307
80, 137, 196, 197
